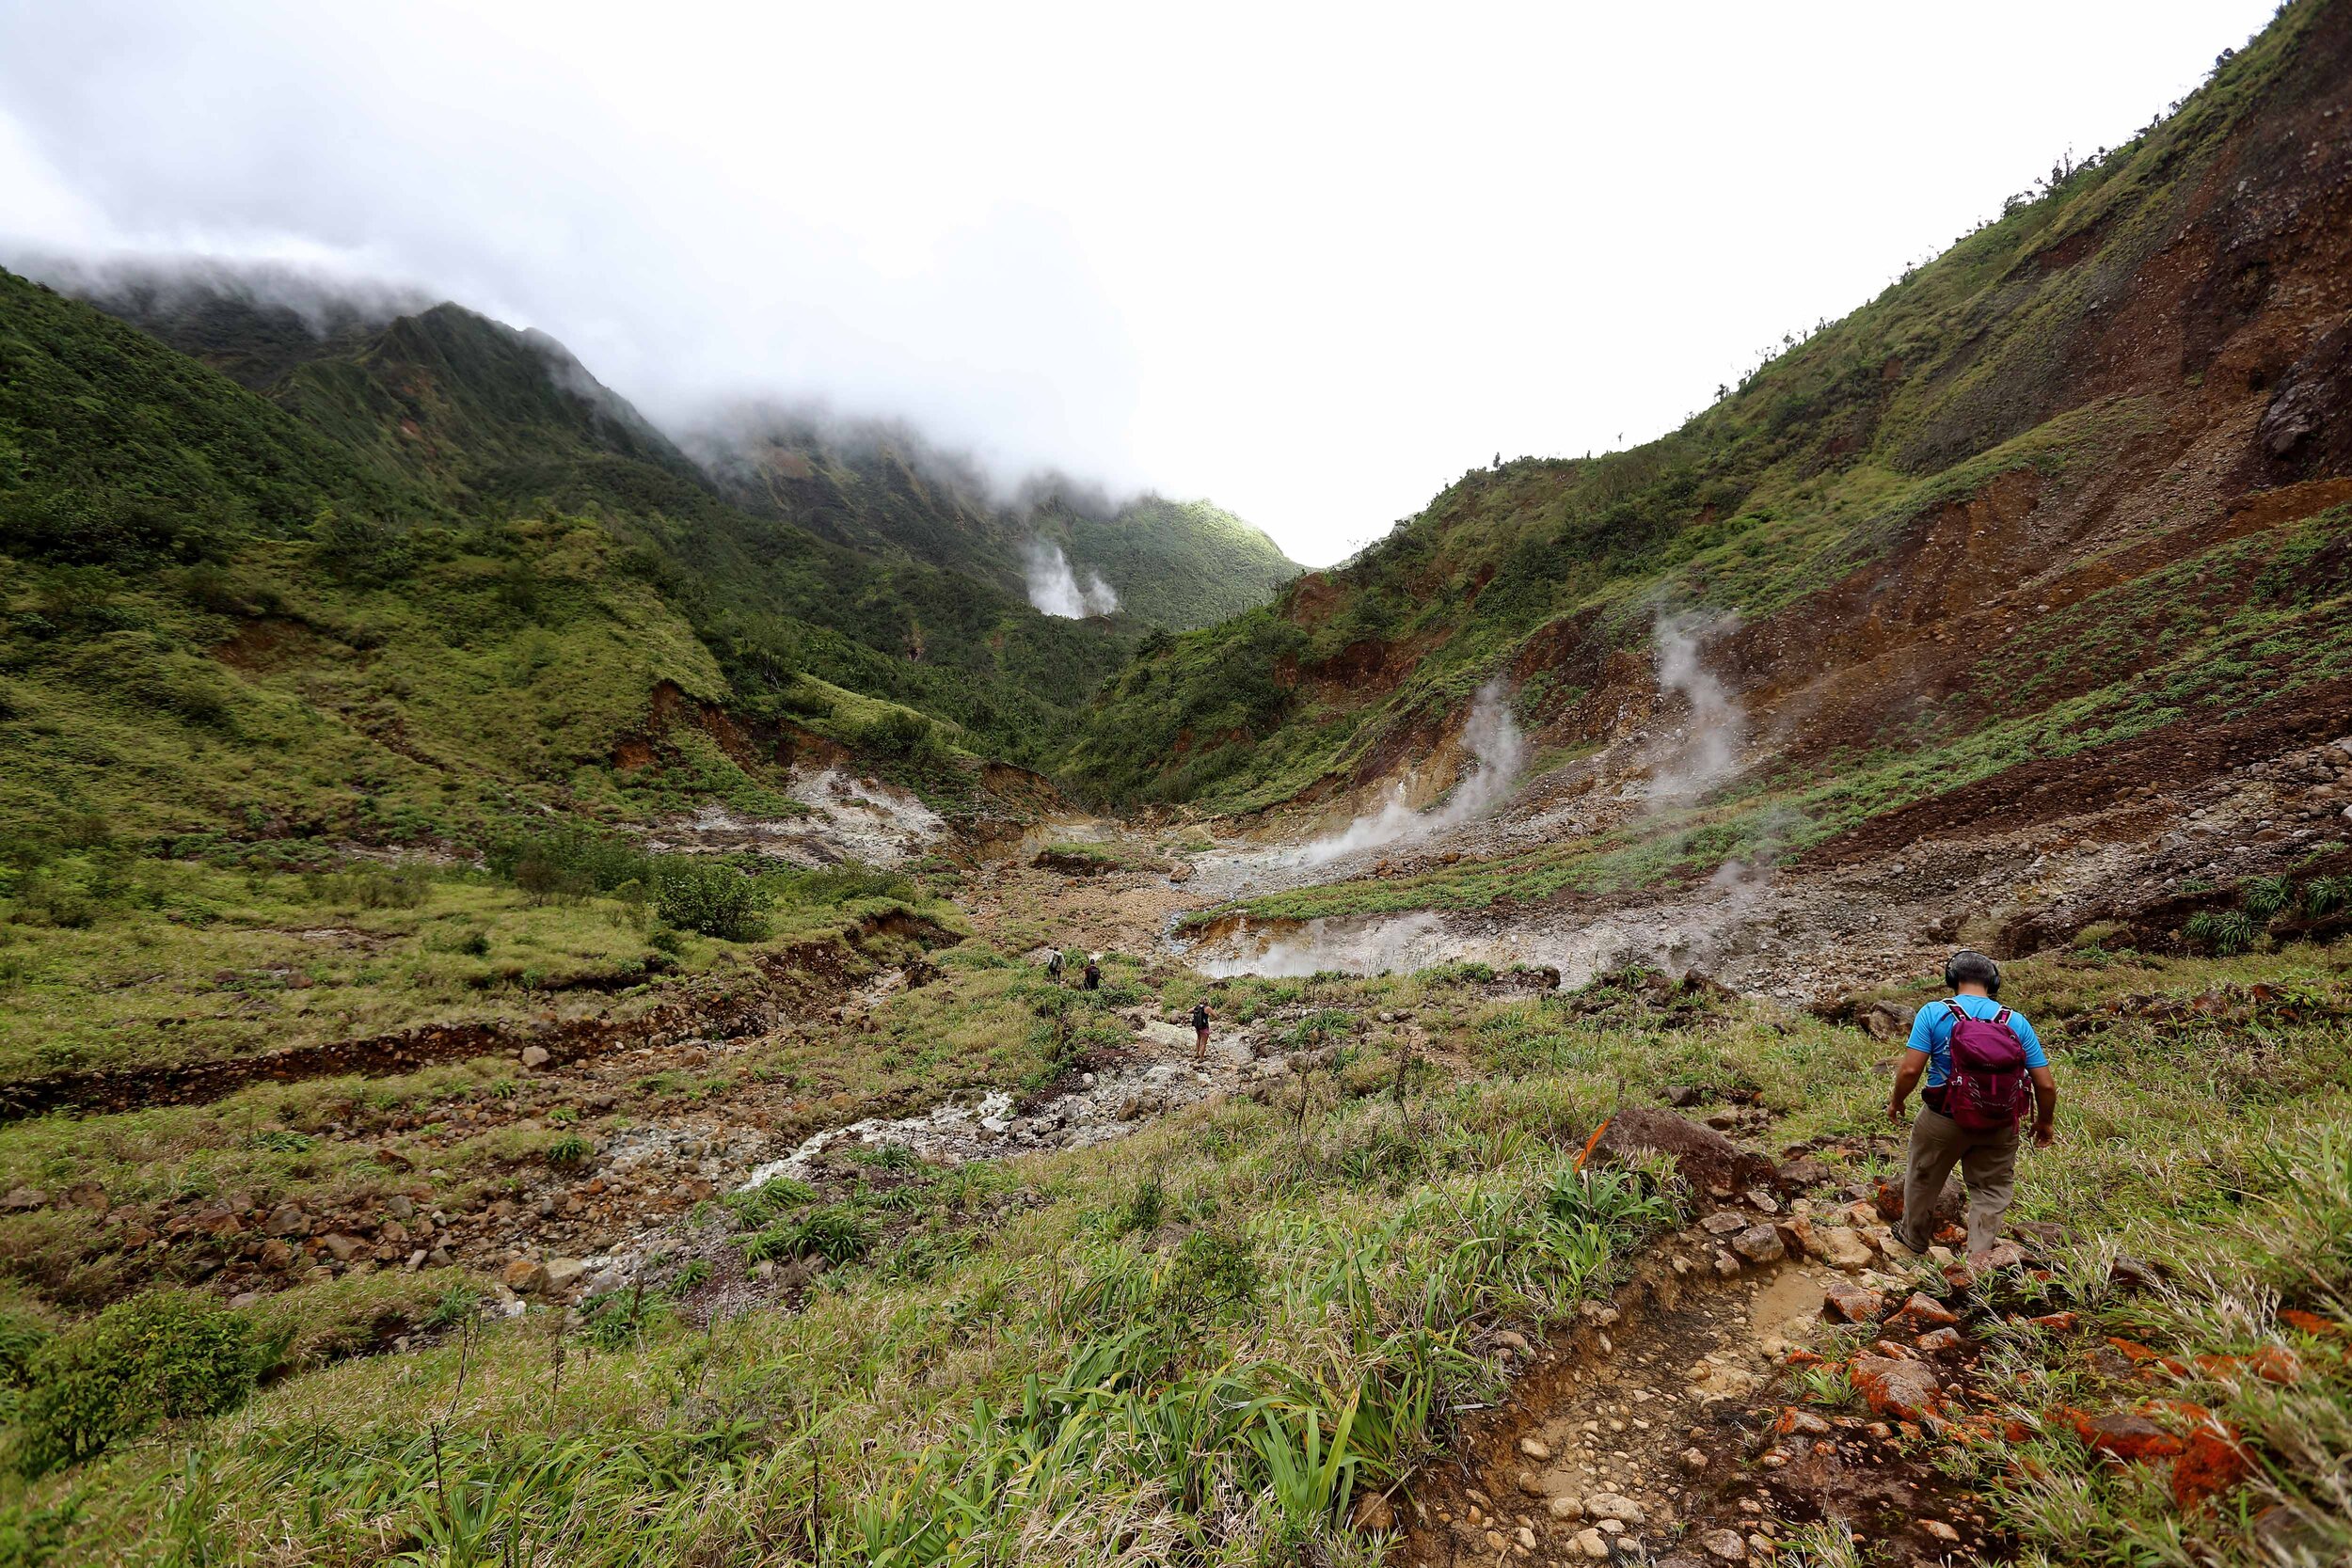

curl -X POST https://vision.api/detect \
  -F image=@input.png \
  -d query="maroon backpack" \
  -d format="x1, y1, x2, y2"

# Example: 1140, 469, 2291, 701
1939, 999, 2030, 1132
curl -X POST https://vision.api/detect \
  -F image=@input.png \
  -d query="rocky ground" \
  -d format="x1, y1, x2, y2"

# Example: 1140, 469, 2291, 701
1178, 725, 2352, 1007
1383, 1103, 2096, 1568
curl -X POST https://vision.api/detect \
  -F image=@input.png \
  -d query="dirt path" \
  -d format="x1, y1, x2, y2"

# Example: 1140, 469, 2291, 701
1386, 1224, 1994, 1568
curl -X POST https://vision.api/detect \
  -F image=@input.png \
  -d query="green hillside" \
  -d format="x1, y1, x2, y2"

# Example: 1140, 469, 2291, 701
1056, 495, 1300, 630
1064, 2, 2352, 815
690, 412, 1297, 630
43, 273, 1135, 770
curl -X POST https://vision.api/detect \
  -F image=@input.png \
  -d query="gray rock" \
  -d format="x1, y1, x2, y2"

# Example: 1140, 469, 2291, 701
1730, 1225, 1787, 1265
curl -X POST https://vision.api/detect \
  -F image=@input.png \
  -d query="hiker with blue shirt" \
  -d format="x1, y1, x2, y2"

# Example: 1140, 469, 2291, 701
1887, 950, 2058, 1265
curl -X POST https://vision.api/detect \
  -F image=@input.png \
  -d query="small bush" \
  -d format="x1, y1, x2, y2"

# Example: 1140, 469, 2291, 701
740, 1204, 873, 1267
546, 1133, 593, 1166
856, 709, 947, 765
579, 1289, 665, 1351
653, 859, 771, 942
791, 1206, 874, 1266
1118, 1177, 1167, 1235
0, 1309, 53, 1425
2184, 909, 2257, 957
2300, 876, 2351, 919
1164, 1227, 1261, 1317
15, 1291, 258, 1473
318, 864, 432, 910
2239, 874, 2293, 923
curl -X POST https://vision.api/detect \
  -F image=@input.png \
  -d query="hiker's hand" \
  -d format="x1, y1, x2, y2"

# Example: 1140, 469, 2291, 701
2032, 1121, 2055, 1149
1887, 1099, 1907, 1127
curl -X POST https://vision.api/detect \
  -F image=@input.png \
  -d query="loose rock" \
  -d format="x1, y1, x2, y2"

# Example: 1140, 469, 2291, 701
1700, 1527, 1748, 1561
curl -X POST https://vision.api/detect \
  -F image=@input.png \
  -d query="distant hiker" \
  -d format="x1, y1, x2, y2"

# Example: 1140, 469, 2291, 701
1887, 950, 2058, 1266
1190, 1000, 1212, 1063
1044, 947, 1065, 982
1083, 957, 1102, 991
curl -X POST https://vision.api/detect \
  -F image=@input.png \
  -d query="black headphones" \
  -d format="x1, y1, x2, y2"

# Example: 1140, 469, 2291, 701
1945, 949, 2001, 997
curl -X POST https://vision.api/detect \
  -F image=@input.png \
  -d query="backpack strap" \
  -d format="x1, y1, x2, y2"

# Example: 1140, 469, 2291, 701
1944, 999, 1968, 1022
1994, 1007, 2012, 1026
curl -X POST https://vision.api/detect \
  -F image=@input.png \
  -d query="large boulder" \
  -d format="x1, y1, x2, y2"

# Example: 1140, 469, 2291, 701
1594, 1107, 1775, 1195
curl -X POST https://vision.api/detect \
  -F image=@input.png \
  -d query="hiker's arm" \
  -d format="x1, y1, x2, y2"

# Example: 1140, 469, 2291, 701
1889, 1049, 1929, 1124
2028, 1065, 2058, 1148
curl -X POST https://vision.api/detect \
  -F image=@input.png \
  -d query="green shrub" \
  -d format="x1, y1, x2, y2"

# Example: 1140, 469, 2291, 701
856, 708, 947, 764
546, 1133, 593, 1166
318, 864, 432, 910
723, 1177, 815, 1230
2184, 909, 2258, 957
1118, 1177, 1167, 1235
2300, 876, 2351, 919
579, 1288, 666, 1351
1164, 1227, 1261, 1317
653, 858, 771, 942
2239, 874, 2293, 923
791, 1206, 874, 1265
15, 1291, 258, 1473
739, 1204, 873, 1267
0, 1309, 53, 1425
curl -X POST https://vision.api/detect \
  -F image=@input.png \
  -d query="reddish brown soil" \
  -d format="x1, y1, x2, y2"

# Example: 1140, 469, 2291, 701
1798, 681, 2352, 868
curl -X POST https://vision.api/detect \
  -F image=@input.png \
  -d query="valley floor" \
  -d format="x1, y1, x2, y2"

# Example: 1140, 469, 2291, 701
0, 815, 2345, 1568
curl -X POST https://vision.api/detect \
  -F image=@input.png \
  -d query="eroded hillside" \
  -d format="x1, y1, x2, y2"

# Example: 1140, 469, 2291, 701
1072, 4, 2352, 1004
0, 8, 2347, 1567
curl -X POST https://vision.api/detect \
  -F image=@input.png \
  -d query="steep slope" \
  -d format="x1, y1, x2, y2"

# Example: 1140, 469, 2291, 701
56, 276, 1133, 763
1056, 494, 1300, 630
1073, 1, 2352, 843
689, 409, 1298, 628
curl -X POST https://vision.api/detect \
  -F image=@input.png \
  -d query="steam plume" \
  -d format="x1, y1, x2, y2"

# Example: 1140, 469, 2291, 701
1645, 613, 1743, 801
1297, 679, 1526, 866
1023, 538, 1120, 618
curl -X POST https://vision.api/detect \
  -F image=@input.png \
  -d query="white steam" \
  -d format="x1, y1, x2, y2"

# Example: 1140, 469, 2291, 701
1024, 539, 1120, 618
1296, 679, 1526, 867
1192, 912, 1449, 979
1645, 613, 1744, 801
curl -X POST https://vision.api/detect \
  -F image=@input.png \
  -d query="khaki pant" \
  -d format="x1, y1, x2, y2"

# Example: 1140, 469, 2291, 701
1900, 1106, 2020, 1258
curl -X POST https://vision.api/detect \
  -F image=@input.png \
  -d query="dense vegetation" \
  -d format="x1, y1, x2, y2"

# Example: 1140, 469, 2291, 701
688, 411, 1298, 631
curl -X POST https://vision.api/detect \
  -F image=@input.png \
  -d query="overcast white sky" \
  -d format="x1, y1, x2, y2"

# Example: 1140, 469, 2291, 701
0, 1, 2282, 564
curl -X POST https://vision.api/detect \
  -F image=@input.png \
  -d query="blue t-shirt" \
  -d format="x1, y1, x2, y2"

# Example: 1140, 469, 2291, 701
1905, 994, 2046, 1087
